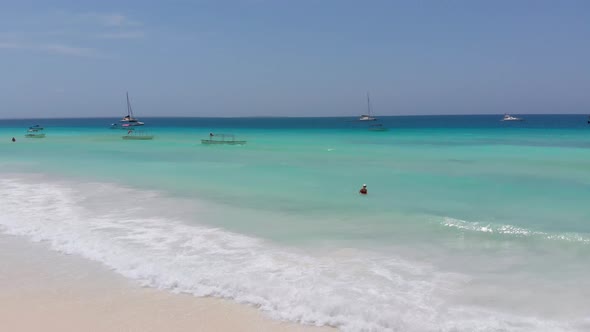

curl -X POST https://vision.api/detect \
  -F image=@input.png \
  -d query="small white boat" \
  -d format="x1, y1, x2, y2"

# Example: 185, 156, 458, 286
122, 130, 154, 140
358, 92, 377, 121
201, 133, 246, 145
359, 115, 376, 121
501, 114, 524, 121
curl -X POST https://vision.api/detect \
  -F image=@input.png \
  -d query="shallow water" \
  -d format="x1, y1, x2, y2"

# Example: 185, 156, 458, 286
1, 115, 589, 331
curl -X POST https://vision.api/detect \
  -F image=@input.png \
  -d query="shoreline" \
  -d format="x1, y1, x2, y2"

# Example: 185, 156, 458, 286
0, 234, 333, 332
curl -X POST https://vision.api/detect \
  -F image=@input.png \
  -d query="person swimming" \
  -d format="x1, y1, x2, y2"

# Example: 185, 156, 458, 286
11, 137, 15, 142
359, 184, 367, 195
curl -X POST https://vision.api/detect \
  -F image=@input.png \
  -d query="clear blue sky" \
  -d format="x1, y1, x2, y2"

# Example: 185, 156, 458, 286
1, 0, 589, 118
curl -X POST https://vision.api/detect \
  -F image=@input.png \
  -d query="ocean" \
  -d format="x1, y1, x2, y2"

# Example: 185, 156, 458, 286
1, 115, 589, 331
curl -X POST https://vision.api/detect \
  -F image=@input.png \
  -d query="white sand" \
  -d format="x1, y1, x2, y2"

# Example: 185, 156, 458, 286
0, 235, 334, 332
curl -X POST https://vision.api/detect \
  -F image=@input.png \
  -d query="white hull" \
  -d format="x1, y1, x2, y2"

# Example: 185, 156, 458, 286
502, 114, 524, 121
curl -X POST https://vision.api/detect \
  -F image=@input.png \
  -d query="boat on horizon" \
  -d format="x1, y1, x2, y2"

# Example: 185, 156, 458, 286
501, 114, 524, 121
119, 92, 144, 127
358, 92, 377, 121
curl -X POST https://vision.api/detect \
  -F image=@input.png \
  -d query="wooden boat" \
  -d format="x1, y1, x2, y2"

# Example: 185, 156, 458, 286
25, 127, 46, 138
201, 133, 246, 145
368, 124, 388, 132
122, 130, 154, 140
25, 133, 46, 138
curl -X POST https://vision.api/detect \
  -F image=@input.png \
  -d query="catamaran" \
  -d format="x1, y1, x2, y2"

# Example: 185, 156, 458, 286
359, 92, 377, 121
120, 92, 144, 126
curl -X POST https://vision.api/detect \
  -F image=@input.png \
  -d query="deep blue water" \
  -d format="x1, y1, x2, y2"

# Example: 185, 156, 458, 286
1, 114, 589, 129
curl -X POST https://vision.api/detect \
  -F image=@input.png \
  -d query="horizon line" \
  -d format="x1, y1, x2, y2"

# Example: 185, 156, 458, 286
1, 113, 589, 121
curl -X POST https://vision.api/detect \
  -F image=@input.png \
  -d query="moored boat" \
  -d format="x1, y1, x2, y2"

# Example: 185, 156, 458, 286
25, 133, 46, 138
501, 114, 524, 121
368, 123, 388, 131
359, 92, 377, 121
122, 130, 154, 140
118, 92, 145, 126
201, 133, 246, 145
29, 124, 44, 130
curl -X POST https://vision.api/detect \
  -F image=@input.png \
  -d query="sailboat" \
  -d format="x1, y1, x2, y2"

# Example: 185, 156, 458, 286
359, 92, 377, 121
120, 92, 144, 126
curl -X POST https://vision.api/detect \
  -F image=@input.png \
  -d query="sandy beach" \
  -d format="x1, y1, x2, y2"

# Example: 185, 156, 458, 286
0, 235, 333, 332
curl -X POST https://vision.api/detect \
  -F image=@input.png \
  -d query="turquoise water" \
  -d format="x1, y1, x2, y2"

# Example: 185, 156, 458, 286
1, 116, 589, 331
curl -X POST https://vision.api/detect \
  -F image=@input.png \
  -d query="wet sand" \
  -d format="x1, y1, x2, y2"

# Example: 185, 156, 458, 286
0, 235, 333, 332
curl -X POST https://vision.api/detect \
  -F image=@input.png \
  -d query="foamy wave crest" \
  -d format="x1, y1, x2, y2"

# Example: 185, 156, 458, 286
0, 176, 578, 331
442, 217, 590, 244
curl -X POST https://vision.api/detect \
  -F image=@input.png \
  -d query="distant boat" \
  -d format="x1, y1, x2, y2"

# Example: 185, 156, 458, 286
201, 133, 246, 145
122, 130, 153, 140
501, 114, 524, 121
25, 127, 45, 138
25, 125, 45, 138
25, 133, 46, 138
120, 92, 144, 126
359, 92, 377, 121
29, 124, 44, 130
368, 123, 388, 132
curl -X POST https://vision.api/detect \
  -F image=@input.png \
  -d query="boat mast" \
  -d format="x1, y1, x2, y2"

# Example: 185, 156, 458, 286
126, 92, 134, 118
366, 92, 372, 117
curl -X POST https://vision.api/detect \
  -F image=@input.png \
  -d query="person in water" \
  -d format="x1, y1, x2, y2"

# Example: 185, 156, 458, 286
359, 184, 367, 195
11, 137, 15, 142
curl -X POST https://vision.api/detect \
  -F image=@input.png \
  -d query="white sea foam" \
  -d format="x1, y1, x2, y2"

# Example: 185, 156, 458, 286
0, 175, 581, 331
442, 217, 590, 244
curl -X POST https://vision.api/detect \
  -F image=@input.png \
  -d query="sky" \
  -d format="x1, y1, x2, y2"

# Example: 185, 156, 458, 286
1, 0, 589, 118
